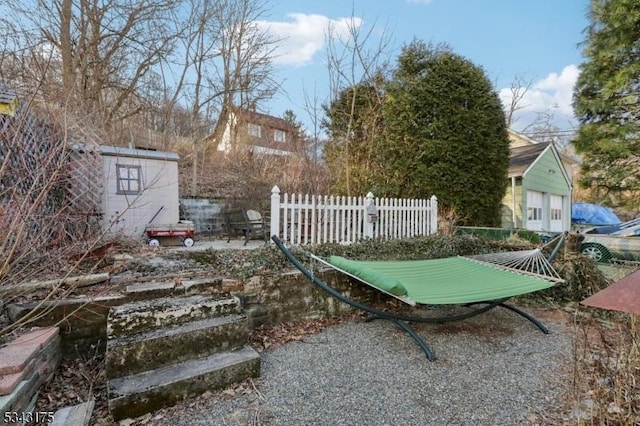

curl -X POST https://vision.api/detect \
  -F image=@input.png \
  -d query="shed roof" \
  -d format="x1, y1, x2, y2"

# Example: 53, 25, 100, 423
71, 143, 179, 161
0, 89, 17, 104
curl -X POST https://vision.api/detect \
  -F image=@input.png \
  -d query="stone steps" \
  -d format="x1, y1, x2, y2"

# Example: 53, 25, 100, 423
108, 346, 260, 421
106, 295, 260, 421
106, 314, 249, 378
107, 294, 242, 338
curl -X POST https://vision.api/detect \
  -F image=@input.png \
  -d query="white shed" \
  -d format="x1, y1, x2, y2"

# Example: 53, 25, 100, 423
99, 145, 180, 236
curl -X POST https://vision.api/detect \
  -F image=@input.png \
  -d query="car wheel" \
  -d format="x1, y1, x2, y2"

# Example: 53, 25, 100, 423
581, 243, 610, 262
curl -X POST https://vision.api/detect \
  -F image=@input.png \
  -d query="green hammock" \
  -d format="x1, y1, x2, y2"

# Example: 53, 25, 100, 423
272, 234, 566, 361
326, 255, 555, 305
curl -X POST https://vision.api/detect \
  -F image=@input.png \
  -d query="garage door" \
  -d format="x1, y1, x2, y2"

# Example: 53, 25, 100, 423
550, 195, 563, 232
526, 191, 543, 231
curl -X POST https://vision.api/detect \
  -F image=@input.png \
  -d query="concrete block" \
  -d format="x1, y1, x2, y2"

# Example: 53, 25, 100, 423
6, 296, 126, 358
125, 281, 175, 301
179, 277, 223, 295
0, 375, 40, 417
0, 334, 60, 399
51, 400, 95, 426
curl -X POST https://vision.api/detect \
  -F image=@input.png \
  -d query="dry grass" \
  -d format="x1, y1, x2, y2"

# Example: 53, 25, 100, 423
559, 260, 640, 425
570, 311, 639, 425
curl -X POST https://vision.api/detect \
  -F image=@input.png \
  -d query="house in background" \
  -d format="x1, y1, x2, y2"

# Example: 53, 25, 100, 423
217, 108, 299, 156
501, 130, 573, 232
508, 129, 580, 183
71, 144, 181, 237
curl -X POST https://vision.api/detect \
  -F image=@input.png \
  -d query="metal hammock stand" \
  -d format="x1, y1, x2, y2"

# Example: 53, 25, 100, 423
271, 233, 566, 361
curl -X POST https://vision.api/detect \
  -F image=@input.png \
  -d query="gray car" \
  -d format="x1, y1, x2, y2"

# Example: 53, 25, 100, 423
579, 222, 640, 262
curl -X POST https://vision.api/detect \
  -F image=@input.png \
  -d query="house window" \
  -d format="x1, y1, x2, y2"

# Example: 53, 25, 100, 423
274, 129, 286, 143
248, 123, 261, 137
550, 208, 562, 221
116, 164, 142, 195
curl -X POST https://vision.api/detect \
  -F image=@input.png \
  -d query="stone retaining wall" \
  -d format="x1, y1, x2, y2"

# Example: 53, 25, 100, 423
6, 270, 387, 359
7, 296, 127, 359
242, 270, 386, 327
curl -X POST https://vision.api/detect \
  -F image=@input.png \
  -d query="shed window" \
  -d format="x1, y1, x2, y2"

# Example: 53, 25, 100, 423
274, 129, 286, 143
248, 123, 261, 137
117, 164, 142, 195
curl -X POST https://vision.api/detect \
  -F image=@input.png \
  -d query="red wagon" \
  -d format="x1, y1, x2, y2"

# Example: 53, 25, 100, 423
145, 221, 195, 247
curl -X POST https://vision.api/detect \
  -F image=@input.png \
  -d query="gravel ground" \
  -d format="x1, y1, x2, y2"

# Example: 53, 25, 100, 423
149, 307, 573, 426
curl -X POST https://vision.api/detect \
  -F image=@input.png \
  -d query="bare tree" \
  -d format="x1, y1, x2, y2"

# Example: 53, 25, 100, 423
177, 0, 280, 195
323, 12, 392, 195
302, 84, 329, 194
0, 0, 182, 129
503, 74, 533, 128
502, 74, 577, 149
202, 0, 280, 144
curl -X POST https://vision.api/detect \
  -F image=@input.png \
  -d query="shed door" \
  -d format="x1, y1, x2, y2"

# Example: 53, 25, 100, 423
550, 195, 563, 232
526, 191, 543, 231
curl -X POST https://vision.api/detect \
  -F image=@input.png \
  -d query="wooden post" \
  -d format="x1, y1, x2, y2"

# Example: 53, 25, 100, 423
270, 186, 280, 240
364, 192, 376, 239
430, 195, 438, 235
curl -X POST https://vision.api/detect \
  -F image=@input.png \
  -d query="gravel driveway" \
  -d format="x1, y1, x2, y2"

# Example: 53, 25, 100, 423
149, 307, 573, 426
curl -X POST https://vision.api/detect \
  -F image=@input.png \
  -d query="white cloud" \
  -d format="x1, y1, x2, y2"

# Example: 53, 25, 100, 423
499, 64, 580, 130
257, 13, 363, 67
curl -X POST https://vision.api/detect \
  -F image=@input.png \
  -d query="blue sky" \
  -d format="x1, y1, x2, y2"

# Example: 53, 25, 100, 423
255, 0, 590, 136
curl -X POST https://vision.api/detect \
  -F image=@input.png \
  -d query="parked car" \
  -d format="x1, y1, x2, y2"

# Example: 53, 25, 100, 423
579, 221, 640, 262
582, 218, 640, 235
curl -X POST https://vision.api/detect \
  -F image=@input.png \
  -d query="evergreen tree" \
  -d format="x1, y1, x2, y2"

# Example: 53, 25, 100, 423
322, 81, 386, 195
381, 41, 510, 226
573, 0, 640, 209
283, 109, 304, 135
282, 109, 306, 153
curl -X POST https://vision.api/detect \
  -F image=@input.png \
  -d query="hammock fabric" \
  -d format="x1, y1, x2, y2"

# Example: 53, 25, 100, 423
326, 255, 555, 304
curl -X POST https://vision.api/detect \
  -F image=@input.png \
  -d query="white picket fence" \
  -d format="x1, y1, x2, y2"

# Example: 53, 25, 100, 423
269, 186, 438, 244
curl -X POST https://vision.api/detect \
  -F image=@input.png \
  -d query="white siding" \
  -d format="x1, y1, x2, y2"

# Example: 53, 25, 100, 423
102, 152, 179, 236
